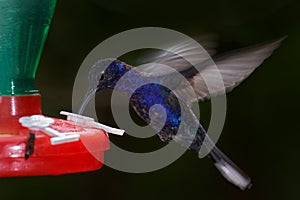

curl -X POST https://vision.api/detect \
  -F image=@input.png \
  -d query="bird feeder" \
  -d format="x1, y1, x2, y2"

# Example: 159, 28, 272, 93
0, 0, 110, 176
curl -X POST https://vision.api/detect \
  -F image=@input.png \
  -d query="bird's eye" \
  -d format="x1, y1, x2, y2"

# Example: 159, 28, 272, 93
99, 72, 104, 81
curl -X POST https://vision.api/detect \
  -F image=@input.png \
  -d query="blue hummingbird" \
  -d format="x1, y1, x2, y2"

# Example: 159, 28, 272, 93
80, 36, 285, 190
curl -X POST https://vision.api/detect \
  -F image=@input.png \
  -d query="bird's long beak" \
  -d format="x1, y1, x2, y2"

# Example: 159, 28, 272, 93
78, 87, 98, 114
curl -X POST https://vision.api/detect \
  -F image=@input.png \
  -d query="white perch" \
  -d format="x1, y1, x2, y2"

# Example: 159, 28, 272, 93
60, 111, 125, 136
19, 115, 81, 145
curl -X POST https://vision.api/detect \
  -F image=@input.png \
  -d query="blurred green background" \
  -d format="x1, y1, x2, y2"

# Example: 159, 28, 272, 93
1, 0, 300, 199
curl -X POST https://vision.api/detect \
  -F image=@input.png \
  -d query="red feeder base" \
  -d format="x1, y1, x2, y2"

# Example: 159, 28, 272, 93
0, 95, 109, 177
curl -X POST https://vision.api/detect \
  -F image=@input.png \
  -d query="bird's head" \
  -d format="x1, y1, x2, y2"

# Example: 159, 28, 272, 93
96, 59, 132, 93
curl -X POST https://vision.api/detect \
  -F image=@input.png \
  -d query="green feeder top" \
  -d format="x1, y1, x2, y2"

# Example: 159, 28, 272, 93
0, 0, 56, 96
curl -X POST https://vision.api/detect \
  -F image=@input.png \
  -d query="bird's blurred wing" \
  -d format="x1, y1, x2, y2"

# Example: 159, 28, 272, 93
137, 34, 218, 76
174, 37, 286, 104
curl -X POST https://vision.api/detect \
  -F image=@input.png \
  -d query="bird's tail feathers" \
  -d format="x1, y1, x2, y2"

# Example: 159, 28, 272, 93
207, 145, 252, 190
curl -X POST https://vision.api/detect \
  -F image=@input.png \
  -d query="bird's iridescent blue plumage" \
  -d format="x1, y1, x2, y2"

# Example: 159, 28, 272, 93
99, 60, 204, 147
131, 83, 181, 128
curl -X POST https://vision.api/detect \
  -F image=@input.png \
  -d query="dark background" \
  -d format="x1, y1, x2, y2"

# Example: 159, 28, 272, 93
1, 0, 300, 199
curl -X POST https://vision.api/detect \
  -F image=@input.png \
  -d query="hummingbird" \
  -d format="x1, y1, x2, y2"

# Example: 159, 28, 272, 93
79, 36, 285, 190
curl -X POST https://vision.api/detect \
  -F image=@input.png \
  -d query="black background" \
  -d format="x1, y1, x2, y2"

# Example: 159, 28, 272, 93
1, 0, 300, 199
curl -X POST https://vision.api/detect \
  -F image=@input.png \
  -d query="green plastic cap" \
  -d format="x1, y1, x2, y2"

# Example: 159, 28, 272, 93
0, 0, 57, 95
